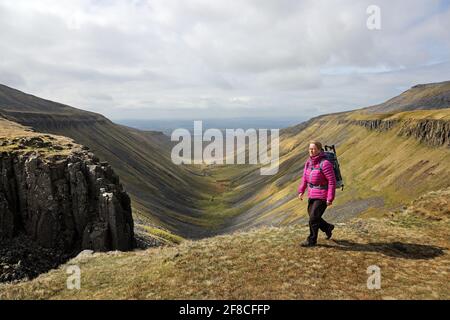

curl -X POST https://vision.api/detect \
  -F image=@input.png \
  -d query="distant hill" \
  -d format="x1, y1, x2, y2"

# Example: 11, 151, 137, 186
360, 80, 450, 114
116, 118, 306, 136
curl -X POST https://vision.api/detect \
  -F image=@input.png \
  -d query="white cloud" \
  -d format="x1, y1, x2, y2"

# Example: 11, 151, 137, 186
0, 0, 449, 120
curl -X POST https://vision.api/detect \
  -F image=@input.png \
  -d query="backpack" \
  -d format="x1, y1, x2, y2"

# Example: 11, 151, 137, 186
307, 145, 344, 191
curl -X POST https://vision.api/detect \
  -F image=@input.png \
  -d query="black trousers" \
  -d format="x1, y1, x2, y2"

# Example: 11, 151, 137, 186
307, 198, 332, 244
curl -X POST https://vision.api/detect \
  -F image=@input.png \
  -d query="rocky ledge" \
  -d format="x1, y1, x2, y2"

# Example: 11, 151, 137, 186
343, 119, 400, 132
0, 138, 135, 255
342, 118, 450, 147
397, 119, 450, 147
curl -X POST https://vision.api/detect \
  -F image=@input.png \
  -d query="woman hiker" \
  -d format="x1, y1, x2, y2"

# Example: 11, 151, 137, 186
298, 140, 336, 247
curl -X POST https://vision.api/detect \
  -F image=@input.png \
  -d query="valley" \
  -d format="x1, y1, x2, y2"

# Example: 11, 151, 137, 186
0, 81, 449, 298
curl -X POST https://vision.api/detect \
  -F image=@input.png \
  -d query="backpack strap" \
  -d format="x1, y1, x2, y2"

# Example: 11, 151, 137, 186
308, 183, 328, 190
308, 159, 329, 188
308, 158, 324, 182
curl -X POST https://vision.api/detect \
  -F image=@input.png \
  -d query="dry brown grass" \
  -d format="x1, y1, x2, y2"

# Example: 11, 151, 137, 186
0, 117, 79, 157
0, 209, 448, 300
0, 118, 35, 137
400, 187, 450, 221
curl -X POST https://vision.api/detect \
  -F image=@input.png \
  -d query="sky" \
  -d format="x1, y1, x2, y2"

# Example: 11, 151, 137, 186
0, 0, 449, 121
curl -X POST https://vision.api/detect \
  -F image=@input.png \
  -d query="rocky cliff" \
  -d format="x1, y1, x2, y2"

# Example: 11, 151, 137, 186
0, 137, 135, 253
342, 119, 400, 132
342, 118, 450, 148
397, 119, 450, 147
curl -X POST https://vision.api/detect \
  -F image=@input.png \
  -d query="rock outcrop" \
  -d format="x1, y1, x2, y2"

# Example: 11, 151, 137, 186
397, 119, 450, 147
343, 118, 450, 148
0, 147, 135, 253
343, 119, 400, 132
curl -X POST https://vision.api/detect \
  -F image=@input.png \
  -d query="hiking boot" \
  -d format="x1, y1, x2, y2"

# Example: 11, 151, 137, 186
325, 224, 335, 240
300, 240, 316, 247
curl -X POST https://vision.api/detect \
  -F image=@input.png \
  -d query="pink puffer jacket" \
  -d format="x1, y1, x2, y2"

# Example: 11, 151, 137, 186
297, 151, 336, 203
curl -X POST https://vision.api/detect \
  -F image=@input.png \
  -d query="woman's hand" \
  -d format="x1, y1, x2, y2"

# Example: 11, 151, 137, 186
326, 201, 332, 206
298, 192, 304, 201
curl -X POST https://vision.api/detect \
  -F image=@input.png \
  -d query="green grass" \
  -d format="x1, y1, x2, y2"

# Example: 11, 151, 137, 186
138, 225, 184, 245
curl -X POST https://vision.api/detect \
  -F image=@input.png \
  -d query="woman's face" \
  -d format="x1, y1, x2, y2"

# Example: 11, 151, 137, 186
309, 144, 320, 157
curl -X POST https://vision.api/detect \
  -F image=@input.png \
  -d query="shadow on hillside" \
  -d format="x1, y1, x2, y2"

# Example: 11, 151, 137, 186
319, 239, 446, 260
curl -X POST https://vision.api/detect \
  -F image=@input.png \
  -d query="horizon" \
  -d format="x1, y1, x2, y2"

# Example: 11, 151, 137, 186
115, 117, 307, 135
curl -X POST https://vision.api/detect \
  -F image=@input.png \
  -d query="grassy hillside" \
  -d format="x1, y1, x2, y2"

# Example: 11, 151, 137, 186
1, 187, 448, 299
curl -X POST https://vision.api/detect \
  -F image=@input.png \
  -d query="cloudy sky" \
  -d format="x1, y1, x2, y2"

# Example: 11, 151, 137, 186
0, 0, 449, 120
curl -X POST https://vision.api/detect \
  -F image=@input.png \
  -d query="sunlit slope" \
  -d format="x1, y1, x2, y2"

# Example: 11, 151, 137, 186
212, 108, 450, 232
360, 80, 450, 114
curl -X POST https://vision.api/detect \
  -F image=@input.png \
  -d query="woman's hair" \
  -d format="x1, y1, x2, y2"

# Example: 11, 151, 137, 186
309, 140, 323, 151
